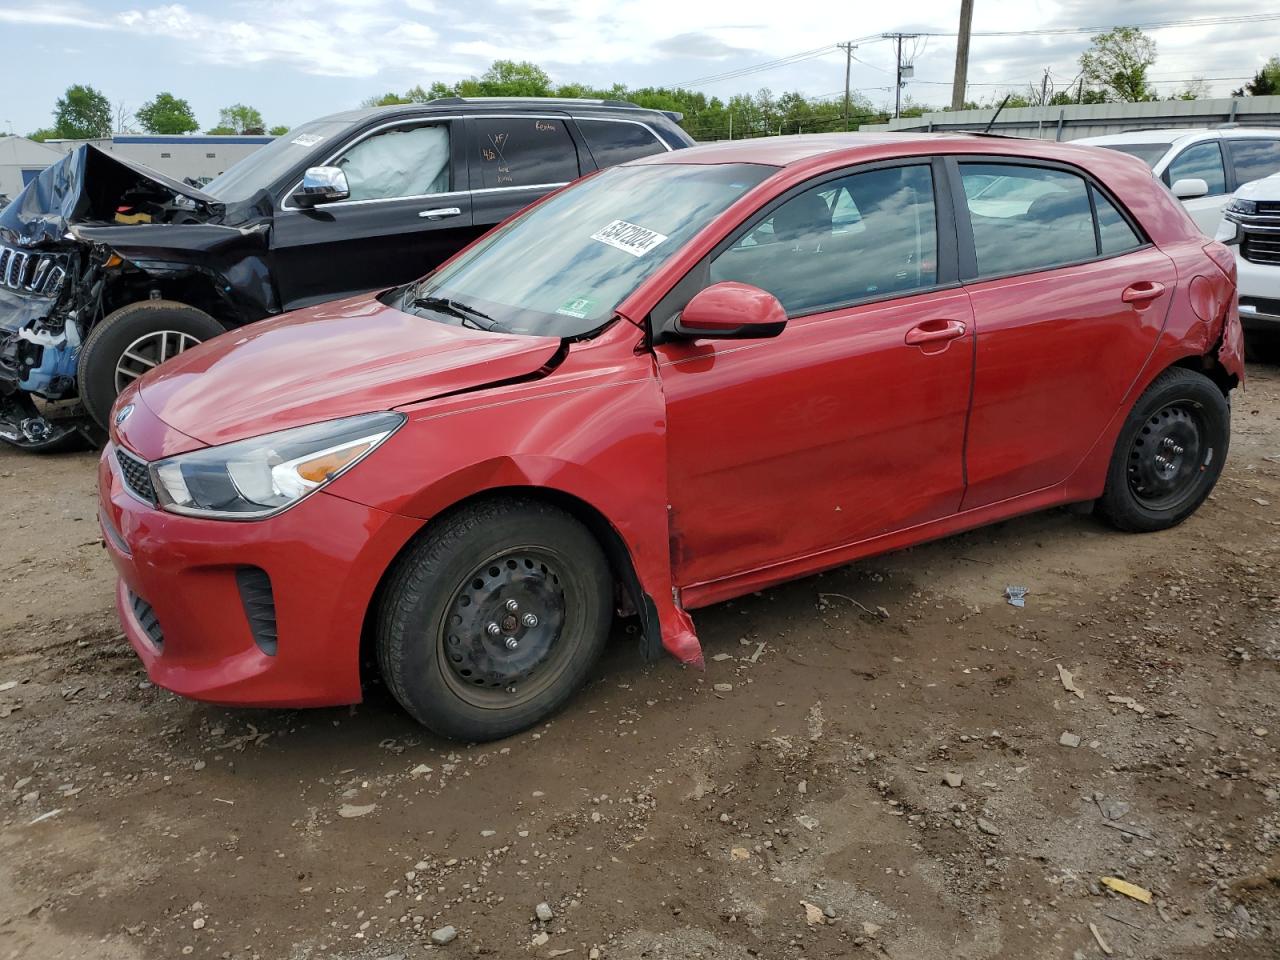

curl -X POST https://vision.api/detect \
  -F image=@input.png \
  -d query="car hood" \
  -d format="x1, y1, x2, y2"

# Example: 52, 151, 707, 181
1234, 172, 1280, 201
138, 293, 563, 447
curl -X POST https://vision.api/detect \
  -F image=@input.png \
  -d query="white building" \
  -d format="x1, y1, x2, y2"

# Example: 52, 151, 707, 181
0, 136, 65, 199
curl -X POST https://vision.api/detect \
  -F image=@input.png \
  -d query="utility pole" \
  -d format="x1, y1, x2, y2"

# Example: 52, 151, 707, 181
883, 33, 922, 119
837, 41, 856, 129
1039, 68, 1050, 106
951, 0, 974, 111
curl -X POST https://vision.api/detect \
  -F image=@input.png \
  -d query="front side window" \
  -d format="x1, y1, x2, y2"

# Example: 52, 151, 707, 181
962, 163, 1097, 275
473, 117, 579, 189
1165, 141, 1226, 195
334, 123, 451, 201
710, 164, 938, 315
577, 119, 666, 167
404, 162, 773, 336
1228, 139, 1280, 187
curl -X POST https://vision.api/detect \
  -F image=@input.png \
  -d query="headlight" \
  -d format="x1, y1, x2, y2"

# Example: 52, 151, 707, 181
1226, 198, 1257, 217
150, 412, 404, 519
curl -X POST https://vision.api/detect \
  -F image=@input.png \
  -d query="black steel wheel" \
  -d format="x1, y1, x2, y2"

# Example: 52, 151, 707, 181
377, 497, 612, 741
1097, 366, 1229, 532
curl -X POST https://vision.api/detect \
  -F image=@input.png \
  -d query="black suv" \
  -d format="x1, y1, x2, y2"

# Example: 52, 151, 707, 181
0, 97, 693, 449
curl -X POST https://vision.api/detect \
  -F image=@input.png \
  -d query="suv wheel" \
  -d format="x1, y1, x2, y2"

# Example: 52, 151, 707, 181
77, 300, 226, 429
377, 497, 612, 741
1095, 367, 1229, 532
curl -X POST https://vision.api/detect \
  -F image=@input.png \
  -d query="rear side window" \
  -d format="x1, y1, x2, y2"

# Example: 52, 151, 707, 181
472, 117, 579, 189
1228, 139, 1280, 187
1093, 189, 1142, 255
710, 164, 938, 315
1165, 142, 1226, 195
961, 164, 1097, 275
577, 119, 667, 167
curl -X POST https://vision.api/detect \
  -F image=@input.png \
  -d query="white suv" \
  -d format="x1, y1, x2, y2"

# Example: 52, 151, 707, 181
1078, 127, 1280, 235
1216, 173, 1280, 360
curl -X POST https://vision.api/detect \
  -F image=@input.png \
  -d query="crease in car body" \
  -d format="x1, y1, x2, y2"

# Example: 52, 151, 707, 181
98, 133, 1245, 741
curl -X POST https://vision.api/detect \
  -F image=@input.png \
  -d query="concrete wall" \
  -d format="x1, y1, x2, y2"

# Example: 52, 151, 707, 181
859, 95, 1280, 141
40, 134, 275, 184
0, 136, 65, 199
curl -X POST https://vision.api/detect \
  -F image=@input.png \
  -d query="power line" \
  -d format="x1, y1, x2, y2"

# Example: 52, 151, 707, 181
922, 13, 1280, 38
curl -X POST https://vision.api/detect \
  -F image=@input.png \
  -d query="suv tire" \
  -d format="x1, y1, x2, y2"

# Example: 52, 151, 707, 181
78, 300, 226, 429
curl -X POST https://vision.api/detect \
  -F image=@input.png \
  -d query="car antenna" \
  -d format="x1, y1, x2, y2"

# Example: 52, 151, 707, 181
983, 95, 1012, 135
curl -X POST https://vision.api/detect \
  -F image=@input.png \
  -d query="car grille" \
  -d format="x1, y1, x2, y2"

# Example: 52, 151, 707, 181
236, 567, 279, 656
1242, 232, 1280, 266
116, 448, 157, 504
0, 244, 66, 296
129, 590, 164, 650
1256, 200, 1280, 216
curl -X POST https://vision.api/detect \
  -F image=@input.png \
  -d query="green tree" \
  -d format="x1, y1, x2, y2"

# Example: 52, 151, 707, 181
135, 92, 199, 134
205, 125, 235, 135
52, 83, 112, 138
269, 125, 290, 136
473, 59, 552, 97
1079, 26, 1157, 102
211, 104, 265, 135
1234, 56, 1280, 96
28, 127, 58, 142
362, 91, 414, 107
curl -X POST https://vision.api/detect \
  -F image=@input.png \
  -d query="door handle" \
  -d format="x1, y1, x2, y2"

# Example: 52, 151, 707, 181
905, 319, 967, 346
418, 207, 462, 219
1121, 281, 1166, 303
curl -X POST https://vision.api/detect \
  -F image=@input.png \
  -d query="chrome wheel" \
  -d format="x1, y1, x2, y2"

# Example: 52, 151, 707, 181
114, 329, 203, 391
1126, 402, 1209, 512
439, 547, 570, 709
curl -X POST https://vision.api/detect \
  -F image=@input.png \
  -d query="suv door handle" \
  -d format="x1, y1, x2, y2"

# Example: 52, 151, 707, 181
905, 319, 967, 346
418, 207, 462, 219
1121, 281, 1166, 303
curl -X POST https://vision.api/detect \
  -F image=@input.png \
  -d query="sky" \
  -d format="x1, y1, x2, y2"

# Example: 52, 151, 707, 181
1, 0, 1278, 135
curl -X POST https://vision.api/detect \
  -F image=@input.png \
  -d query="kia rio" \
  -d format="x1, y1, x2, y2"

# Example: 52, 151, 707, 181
99, 134, 1245, 741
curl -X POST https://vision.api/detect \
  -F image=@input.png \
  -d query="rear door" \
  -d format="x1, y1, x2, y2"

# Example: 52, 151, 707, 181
466, 114, 584, 232
573, 117, 672, 167
954, 158, 1176, 509
270, 118, 475, 310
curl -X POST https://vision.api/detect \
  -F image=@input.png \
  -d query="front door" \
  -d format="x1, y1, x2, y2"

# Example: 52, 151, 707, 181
954, 159, 1177, 509
657, 161, 975, 589
270, 118, 476, 310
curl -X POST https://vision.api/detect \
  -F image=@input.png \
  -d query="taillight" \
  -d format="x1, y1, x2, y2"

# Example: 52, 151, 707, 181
1202, 241, 1238, 282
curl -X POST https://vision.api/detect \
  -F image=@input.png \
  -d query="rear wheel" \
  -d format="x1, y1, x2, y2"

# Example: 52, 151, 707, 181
77, 300, 225, 429
377, 498, 612, 741
1095, 367, 1229, 532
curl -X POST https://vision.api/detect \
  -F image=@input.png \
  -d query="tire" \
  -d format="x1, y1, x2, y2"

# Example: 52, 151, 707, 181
77, 300, 226, 429
377, 497, 613, 741
1095, 367, 1230, 533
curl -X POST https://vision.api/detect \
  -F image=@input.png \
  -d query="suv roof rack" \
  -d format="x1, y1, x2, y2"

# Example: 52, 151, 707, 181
427, 96, 643, 109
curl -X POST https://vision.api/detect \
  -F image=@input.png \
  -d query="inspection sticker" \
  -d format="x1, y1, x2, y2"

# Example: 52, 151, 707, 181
290, 133, 325, 147
555, 296, 597, 319
590, 219, 669, 258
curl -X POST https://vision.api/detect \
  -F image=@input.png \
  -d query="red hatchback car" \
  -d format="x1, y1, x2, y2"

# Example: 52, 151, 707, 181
99, 133, 1244, 740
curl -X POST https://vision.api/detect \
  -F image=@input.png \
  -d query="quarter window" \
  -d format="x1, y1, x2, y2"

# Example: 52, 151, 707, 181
473, 117, 579, 189
577, 119, 666, 167
961, 164, 1098, 276
1228, 139, 1280, 187
1165, 142, 1226, 195
1093, 189, 1142, 255
334, 123, 451, 201
710, 164, 938, 315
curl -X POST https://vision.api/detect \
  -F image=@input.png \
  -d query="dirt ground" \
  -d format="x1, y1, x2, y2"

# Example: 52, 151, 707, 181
1, 369, 1278, 960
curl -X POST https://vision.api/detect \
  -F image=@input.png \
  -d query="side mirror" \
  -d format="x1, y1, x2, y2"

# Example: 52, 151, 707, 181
1170, 177, 1209, 200
672, 281, 787, 340
292, 166, 350, 207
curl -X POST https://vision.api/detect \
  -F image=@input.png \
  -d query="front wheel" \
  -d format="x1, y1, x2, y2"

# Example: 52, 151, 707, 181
1095, 366, 1230, 533
77, 300, 226, 429
377, 498, 613, 741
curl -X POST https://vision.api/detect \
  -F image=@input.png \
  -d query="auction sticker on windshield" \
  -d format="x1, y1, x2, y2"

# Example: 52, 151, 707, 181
590, 220, 669, 258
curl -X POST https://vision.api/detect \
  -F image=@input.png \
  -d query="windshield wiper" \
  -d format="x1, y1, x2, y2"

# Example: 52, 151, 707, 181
407, 293, 511, 333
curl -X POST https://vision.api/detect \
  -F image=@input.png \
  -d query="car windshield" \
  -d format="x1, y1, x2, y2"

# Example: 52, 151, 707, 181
203, 120, 350, 202
1096, 143, 1169, 168
404, 162, 774, 337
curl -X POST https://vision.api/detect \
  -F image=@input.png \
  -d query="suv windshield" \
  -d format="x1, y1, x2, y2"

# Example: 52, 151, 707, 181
404, 162, 774, 337
203, 120, 350, 202
1096, 143, 1169, 168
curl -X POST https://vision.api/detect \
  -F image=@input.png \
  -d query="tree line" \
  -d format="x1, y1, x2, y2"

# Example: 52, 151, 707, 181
16, 28, 1280, 144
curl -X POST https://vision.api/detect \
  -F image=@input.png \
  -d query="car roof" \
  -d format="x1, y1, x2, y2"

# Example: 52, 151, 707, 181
1078, 126, 1280, 148
316, 97, 681, 125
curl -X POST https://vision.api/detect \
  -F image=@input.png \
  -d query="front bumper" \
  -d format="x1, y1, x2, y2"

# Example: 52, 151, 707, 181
1237, 254, 1280, 333
98, 442, 423, 707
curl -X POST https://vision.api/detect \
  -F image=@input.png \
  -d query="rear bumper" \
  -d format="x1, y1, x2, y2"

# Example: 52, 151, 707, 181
99, 442, 423, 707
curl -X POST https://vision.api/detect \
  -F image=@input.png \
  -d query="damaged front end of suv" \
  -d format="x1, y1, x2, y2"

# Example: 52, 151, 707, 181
0, 145, 274, 450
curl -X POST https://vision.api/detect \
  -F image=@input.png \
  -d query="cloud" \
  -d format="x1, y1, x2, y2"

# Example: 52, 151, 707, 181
653, 31, 752, 60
